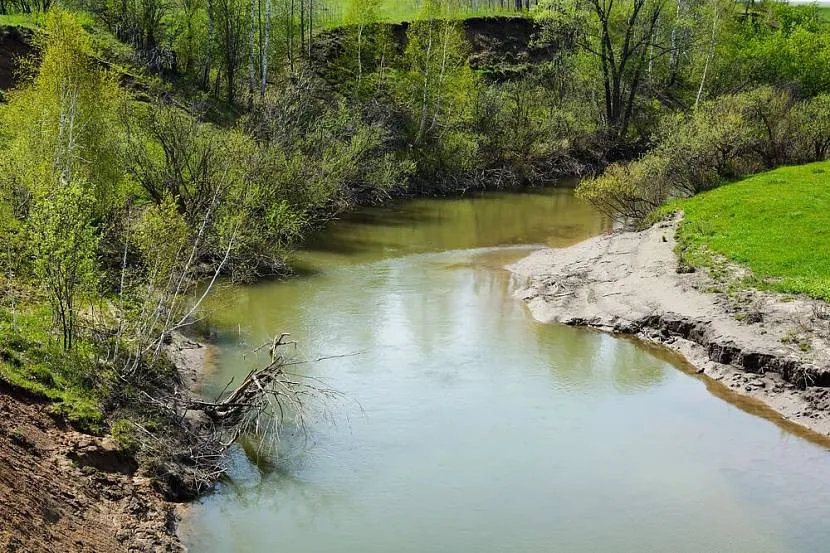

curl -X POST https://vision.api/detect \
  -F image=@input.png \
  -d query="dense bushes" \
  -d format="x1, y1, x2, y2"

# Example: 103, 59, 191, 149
709, 3, 830, 98
0, 9, 420, 437
577, 87, 830, 220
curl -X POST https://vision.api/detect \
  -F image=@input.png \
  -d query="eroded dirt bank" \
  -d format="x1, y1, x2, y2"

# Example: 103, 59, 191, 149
0, 380, 181, 552
509, 216, 830, 437
0, 334, 214, 552
0, 26, 33, 92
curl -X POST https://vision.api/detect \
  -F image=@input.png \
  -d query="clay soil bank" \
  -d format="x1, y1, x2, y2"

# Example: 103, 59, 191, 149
0, 334, 215, 553
509, 216, 830, 440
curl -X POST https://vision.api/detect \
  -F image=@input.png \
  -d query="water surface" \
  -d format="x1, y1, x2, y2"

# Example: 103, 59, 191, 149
185, 188, 830, 553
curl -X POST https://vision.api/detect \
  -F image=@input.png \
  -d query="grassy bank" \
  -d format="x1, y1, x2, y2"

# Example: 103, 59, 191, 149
0, 14, 40, 28
671, 161, 830, 301
317, 0, 523, 28
0, 303, 104, 430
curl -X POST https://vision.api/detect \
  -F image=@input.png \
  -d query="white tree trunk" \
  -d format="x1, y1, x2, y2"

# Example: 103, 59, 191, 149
262, 0, 271, 96
696, 0, 718, 108
249, 0, 256, 107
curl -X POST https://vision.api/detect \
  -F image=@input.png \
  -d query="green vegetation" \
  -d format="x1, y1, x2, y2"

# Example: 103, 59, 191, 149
321, 0, 522, 27
575, 1, 830, 220
669, 162, 830, 301
2, 0, 830, 493
0, 12, 39, 27
578, 88, 830, 219
0, 303, 105, 430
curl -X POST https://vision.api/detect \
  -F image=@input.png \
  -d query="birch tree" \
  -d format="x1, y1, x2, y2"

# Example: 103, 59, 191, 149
261, 0, 271, 96
344, 0, 381, 85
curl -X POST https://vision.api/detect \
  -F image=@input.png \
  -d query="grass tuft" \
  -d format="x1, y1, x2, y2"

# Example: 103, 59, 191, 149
0, 305, 105, 432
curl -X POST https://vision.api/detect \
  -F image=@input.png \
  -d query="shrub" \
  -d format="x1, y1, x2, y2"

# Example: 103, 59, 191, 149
577, 86, 822, 221
790, 94, 830, 162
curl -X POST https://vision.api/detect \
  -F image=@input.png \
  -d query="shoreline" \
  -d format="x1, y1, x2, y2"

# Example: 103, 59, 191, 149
508, 216, 830, 440
0, 378, 183, 552
0, 332, 217, 553
164, 331, 219, 549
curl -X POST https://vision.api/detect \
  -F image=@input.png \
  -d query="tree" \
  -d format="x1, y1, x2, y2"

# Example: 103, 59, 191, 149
404, 0, 474, 144
215, 0, 247, 103
790, 94, 830, 162
535, 0, 679, 138
262, 0, 271, 96
29, 180, 99, 350
0, 9, 124, 216
123, 102, 224, 224
173, 0, 209, 75
344, 0, 381, 85
704, 2, 830, 99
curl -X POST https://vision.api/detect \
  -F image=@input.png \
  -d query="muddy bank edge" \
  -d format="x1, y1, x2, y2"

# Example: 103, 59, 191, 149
508, 216, 830, 440
0, 333, 215, 552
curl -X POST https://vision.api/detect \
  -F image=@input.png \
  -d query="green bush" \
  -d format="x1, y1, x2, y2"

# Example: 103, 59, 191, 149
577, 86, 826, 221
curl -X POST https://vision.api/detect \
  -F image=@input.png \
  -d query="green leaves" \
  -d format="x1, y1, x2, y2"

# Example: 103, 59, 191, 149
578, 85, 830, 221
28, 178, 99, 350
0, 9, 126, 218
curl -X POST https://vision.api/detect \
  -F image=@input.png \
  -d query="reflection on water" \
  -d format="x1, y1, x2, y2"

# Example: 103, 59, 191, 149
186, 188, 830, 553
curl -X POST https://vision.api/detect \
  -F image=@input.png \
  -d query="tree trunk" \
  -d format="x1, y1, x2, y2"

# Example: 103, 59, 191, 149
668, 0, 681, 86
248, 0, 256, 108
696, 0, 718, 108
308, 0, 313, 57
417, 23, 434, 144
288, 0, 295, 73
262, 0, 270, 97
300, 0, 305, 56
203, 0, 214, 89
357, 23, 363, 83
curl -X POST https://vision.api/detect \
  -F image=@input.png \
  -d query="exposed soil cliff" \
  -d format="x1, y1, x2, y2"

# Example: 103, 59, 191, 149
310, 15, 561, 82
0, 380, 182, 552
0, 26, 33, 92
0, 333, 216, 552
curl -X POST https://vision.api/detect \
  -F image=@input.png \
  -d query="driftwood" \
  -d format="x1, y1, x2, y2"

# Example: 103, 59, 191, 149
188, 333, 344, 449
124, 332, 348, 498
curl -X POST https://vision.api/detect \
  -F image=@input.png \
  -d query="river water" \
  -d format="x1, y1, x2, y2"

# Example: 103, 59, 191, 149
184, 188, 830, 553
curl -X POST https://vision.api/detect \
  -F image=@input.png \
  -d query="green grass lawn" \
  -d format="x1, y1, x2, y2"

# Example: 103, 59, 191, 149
0, 13, 41, 29
672, 161, 830, 301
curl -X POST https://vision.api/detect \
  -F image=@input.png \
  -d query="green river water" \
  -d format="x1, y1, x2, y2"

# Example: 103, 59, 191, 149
183, 188, 830, 553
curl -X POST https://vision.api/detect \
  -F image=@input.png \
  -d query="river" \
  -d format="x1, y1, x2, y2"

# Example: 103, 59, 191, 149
183, 188, 830, 553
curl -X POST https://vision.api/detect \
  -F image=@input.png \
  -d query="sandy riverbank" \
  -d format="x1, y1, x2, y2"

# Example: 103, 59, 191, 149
509, 215, 830, 439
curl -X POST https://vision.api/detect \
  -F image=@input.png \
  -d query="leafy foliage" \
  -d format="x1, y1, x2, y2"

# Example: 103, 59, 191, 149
577, 86, 830, 220
28, 179, 99, 350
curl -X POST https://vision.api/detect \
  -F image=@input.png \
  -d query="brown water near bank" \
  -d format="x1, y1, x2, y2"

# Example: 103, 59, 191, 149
185, 188, 830, 553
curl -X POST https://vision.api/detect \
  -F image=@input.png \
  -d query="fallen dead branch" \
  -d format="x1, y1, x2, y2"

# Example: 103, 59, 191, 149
126, 332, 350, 499
188, 333, 348, 454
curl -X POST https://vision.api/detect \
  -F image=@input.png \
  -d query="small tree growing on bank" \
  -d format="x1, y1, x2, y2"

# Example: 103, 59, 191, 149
344, 0, 381, 85
29, 179, 99, 351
